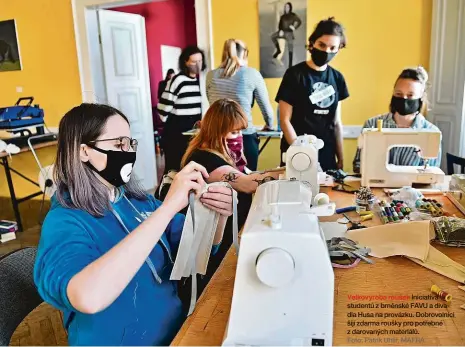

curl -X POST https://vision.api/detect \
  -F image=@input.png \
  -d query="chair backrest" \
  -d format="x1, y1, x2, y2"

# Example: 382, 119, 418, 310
0, 247, 43, 346
446, 153, 465, 175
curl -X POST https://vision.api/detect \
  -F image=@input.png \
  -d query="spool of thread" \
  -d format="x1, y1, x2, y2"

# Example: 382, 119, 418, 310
336, 206, 357, 214
314, 193, 330, 206
360, 213, 374, 222
377, 119, 383, 131
380, 211, 389, 224
359, 210, 372, 216
431, 285, 452, 302
397, 211, 404, 219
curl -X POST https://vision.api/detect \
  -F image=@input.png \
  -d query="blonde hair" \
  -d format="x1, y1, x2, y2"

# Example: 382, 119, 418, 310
181, 99, 248, 168
391, 66, 430, 115
220, 39, 248, 78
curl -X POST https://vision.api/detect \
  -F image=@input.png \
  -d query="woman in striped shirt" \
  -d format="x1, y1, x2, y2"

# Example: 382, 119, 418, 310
353, 67, 442, 172
158, 46, 206, 173
206, 39, 274, 171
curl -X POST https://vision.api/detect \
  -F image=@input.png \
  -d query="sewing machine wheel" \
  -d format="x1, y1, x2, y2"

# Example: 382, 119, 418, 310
256, 248, 295, 288
291, 152, 311, 172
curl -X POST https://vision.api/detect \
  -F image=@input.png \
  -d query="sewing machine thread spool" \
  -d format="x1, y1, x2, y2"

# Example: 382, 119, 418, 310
416, 200, 423, 208
377, 119, 383, 131
397, 211, 404, 219
359, 210, 372, 216
360, 213, 374, 222
380, 211, 389, 224
431, 285, 452, 302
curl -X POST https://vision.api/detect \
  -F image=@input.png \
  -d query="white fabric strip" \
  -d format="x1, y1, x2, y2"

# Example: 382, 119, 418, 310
170, 182, 239, 315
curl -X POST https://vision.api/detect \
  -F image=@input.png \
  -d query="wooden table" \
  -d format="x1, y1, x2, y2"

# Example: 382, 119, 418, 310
172, 187, 465, 346
0, 138, 57, 231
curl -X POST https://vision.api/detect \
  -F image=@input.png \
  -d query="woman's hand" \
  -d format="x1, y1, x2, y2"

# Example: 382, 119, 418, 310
200, 185, 233, 216
162, 161, 209, 215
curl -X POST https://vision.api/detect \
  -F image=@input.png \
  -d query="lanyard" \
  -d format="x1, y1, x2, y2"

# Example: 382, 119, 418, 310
111, 196, 173, 284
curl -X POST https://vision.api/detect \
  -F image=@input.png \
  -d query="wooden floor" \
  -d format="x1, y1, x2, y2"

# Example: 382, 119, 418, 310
1, 154, 165, 345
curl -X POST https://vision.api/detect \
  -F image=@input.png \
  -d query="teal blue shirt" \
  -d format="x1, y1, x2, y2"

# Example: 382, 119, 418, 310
34, 192, 220, 346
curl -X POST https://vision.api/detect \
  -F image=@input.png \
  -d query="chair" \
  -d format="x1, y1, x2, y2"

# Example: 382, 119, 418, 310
446, 153, 465, 175
0, 247, 43, 346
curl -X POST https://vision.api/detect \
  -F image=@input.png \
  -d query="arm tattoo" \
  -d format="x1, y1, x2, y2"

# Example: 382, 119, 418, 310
222, 172, 240, 183
253, 176, 276, 186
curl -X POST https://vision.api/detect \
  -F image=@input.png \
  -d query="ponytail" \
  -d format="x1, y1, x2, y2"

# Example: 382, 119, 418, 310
220, 39, 248, 78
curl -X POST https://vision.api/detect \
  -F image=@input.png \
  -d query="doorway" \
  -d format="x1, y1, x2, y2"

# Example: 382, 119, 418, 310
72, 0, 213, 191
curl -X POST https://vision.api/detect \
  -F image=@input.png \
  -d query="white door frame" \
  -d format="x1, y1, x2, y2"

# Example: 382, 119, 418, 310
71, 0, 214, 103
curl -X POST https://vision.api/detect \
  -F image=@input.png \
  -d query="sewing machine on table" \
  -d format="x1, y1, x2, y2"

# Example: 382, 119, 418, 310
223, 135, 335, 346
358, 127, 445, 188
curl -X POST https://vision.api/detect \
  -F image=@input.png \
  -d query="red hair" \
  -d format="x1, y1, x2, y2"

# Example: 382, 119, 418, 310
181, 99, 248, 167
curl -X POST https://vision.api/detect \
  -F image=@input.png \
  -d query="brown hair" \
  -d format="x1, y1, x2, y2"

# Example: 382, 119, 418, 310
219, 39, 248, 78
54, 103, 146, 217
390, 66, 430, 115
181, 99, 248, 167
308, 17, 347, 49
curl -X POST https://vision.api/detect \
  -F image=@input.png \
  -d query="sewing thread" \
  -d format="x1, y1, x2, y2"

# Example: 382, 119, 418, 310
431, 285, 452, 302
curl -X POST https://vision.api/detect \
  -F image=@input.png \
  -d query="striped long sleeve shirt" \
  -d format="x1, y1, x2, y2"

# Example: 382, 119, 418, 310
353, 112, 442, 173
157, 74, 202, 121
206, 67, 273, 134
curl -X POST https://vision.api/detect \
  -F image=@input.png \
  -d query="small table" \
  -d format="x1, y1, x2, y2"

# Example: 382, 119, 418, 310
0, 139, 57, 232
182, 129, 282, 154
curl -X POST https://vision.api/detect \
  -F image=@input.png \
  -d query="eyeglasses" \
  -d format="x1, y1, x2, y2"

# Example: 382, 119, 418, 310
88, 136, 138, 152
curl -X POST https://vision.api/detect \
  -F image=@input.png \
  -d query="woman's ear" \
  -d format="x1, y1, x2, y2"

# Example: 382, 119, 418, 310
80, 144, 90, 163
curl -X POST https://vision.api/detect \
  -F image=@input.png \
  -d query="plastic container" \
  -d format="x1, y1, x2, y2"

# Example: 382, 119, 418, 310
355, 197, 375, 214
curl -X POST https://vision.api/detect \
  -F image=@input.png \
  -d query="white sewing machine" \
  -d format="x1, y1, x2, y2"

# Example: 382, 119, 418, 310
359, 128, 445, 188
222, 178, 335, 346
284, 134, 324, 198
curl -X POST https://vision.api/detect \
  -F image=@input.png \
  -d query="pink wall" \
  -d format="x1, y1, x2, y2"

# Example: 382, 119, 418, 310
113, 0, 197, 106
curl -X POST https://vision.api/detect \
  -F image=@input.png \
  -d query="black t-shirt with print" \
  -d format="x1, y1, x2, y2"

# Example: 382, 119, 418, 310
275, 62, 349, 170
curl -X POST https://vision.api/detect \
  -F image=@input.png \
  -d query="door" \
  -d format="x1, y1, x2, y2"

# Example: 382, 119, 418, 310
429, 0, 465, 170
98, 9, 156, 191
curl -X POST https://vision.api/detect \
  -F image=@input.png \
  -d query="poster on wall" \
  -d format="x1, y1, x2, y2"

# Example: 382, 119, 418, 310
0, 19, 22, 72
259, 0, 307, 78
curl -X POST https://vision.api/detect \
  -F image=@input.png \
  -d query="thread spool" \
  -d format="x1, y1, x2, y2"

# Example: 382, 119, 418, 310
377, 119, 383, 131
360, 213, 374, 222
359, 210, 372, 216
431, 285, 452, 302
314, 193, 330, 206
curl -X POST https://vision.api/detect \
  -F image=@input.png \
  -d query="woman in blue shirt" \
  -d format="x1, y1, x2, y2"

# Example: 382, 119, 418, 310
33, 103, 233, 346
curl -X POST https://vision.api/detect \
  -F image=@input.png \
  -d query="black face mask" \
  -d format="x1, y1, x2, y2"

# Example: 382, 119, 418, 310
310, 47, 336, 67
391, 96, 422, 116
85, 145, 137, 187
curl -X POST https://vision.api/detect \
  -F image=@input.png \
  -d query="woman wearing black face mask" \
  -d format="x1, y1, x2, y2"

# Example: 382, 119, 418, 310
353, 67, 442, 172
158, 46, 206, 173
34, 103, 233, 346
276, 17, 348, 172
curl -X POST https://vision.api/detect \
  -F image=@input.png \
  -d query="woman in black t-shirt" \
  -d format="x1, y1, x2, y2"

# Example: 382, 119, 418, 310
276, 17, 349, 172
181, 99, 284, 228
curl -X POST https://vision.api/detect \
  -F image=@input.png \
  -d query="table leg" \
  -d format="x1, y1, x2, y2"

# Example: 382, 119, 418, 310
259, 136, 272, 155
1, 157, 23, 232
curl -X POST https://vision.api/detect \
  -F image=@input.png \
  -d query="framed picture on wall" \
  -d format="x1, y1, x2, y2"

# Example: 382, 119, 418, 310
0, 19, 22, 72
259, 0, 307, 78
